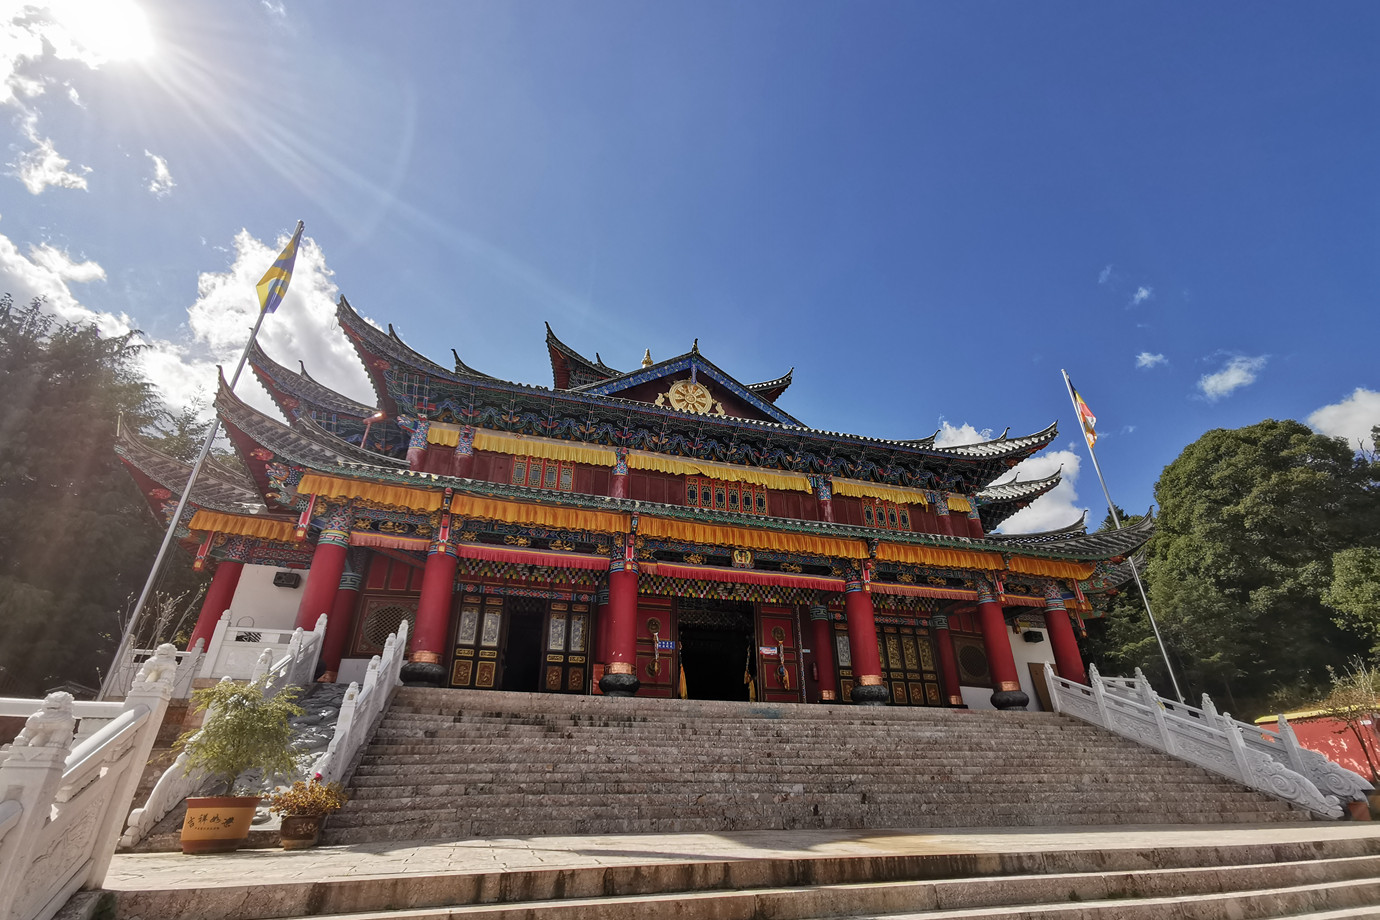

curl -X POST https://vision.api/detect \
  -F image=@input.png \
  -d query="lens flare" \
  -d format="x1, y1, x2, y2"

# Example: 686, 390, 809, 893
48, 0, 155, 63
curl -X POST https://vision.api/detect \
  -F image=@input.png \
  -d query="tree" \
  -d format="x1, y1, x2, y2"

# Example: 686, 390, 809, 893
1324, 547, 1380, 655
1135, 419, 1376, 715
1314, 660, 1380, 784
0, 295, 202, 694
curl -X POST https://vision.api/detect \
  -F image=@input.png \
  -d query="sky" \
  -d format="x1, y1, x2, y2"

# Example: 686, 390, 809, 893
3, 1, 1377, 534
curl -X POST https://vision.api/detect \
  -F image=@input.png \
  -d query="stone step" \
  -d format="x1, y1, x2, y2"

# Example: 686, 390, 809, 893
108, 843, 1380, 920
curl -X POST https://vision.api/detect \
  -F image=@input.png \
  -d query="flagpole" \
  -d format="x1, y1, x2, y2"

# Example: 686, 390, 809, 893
98, 222, 303, 700
1060, 369, 1185, 704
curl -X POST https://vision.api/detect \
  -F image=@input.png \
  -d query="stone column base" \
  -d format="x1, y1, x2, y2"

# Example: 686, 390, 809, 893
990, 688, 1030, 710
598, 672, 640, 697
400, 660, 445, 687
850, 683, 890, 705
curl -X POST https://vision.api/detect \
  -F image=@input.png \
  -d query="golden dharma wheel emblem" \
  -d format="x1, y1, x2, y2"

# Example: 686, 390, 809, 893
666, 380, 714, 414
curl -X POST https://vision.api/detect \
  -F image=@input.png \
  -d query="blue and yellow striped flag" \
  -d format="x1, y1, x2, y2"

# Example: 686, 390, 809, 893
256, 220, 304, 314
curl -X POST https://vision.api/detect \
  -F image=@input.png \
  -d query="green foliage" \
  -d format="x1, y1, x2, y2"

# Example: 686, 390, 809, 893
1099, 419, 1378, 716
268, 779, 348, 817
0, 295, 206, 694
1324, 547, 1380, 655
176, 679, 304, 796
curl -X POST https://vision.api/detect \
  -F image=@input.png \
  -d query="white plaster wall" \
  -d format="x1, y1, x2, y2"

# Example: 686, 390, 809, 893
225, 563, 306, 631
959, 627, 1057, 712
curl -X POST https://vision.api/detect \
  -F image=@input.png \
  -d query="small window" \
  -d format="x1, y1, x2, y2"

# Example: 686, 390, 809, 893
512, 459, 527, 486
527, 461, 543, 488
898, 508, 911, 529
727, 487, 739, 511
864, 505, 875, 526
544, 464, 558, 489
686, 481, 699, 505
559, 466, 573, 491
755, 492, 767, 513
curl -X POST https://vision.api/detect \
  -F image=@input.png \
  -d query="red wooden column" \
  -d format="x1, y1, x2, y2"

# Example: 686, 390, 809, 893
808, 603, 839, 702
319, 566, 364, 683
1043, 584, 1088, 685
593, 581, 612, 671
187, 560, 243, 651
814, 477, 835, 523
975, 577, 1029, 710
963, 501, 985, 539
843, 575, 888, 705
931, 613, 965, 708
609, 449, 629, 499
295, 503, 352, 630
453, 425, 476, 478
404, 534, 458, 687
598, 557, 640, 697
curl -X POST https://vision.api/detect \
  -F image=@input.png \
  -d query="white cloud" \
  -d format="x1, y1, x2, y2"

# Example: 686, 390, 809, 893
993, 449, 1087, 534
144, 150, 175, 198
1308, 388, 1380, 453
1135, 351, 1166, 369
13, 133, 89, 193
0, 220, 372, 422
1198, 355, 1267, 401
27, 241, 104, 283
1098, 264, 1113, 285
1130, 286, 1152, 307
933, 420, 992, 447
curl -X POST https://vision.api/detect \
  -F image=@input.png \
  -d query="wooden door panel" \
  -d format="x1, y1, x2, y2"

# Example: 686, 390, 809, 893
756, 606, 802, 703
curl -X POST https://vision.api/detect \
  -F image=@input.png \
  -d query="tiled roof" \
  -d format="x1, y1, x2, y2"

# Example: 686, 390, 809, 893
115, 430, 274, 517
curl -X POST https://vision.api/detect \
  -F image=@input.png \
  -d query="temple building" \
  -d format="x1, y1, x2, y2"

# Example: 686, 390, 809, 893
117, 298, 1152, 710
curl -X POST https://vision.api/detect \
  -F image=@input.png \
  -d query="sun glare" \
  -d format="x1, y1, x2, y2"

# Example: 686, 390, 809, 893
48, 0, 155, 63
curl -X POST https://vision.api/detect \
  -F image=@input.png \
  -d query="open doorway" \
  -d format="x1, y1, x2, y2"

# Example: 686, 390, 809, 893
501, 597, 544, 692
678, 601, 754, 701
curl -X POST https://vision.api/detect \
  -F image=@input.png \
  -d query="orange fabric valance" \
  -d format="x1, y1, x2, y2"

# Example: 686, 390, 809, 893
297, 472, 443, 512
1006, 556, 1096, 580
875, 542, 1005, 570
472, 430, 617, 466
449, 494, 630, 534
637, 517, 868, 559
871, 582, 976, 601
641, 562, 846, 592
188, 510, 296, 543
946, 494, 973, 513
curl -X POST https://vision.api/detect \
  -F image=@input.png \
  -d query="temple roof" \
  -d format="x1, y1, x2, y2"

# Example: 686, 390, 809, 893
974, 470, 1063, 531
545, 323, 620, 390
114, 429, 275, 518
249, 341, 376, 422
744, 369, 794, 404
986, 509, 1155, 557
336, 295, 1060, 490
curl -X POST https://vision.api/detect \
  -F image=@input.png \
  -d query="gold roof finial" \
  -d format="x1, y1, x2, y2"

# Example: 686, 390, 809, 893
641, 348, 653, 368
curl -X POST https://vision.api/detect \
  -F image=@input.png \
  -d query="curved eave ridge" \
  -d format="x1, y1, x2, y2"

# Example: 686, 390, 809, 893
977, 470, 1063, 504
985, 512, 1088, 544
115, 430, 269, 516
994, 511, 1155, 557
930, 423, 1057, 458
339, 296, 511, 387
215, 374, 408, 471
545, 322, 620, 389
249, 341, 375, 418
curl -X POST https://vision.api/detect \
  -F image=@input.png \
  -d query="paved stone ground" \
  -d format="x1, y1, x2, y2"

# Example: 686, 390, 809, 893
104, 823, 1380, 892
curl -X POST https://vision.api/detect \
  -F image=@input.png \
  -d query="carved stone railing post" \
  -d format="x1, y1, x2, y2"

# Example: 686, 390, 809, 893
86, 644, 176, 885
0, 693, 76, 920
1043, 663, 1063, 714
250, 648, 275, 682
198, 610, 234, 678
1135, 667, 1174, 754
1088, 663, 1112, 726
1223, 710, 1257, 782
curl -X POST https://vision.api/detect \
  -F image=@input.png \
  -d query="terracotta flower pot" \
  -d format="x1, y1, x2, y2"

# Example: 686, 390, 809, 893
181, 795, 260, 854
278, 814, 324, 849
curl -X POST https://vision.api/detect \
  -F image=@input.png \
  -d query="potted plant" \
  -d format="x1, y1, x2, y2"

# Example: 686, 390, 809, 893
268, 778, 349, 849
175, 677, 302, 854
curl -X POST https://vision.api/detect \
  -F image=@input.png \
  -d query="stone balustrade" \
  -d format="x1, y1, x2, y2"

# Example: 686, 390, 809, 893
0, 645, 176, 920
1044, 662, 1372, 819
311, 620, 407, 785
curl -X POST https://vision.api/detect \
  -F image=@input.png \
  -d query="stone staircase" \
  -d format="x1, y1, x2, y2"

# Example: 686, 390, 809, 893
326, 688, 1311, 844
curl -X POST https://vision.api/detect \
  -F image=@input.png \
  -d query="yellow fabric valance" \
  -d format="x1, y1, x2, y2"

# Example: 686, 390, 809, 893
1006, 556, 1096, 580
296, 472, 443, 512
876, 542, 1005, 570
449, 494, 630, 534
188, 510, 296, 543
425, 423, 463, 448
626, 451, 812, 493
637, 517, 867, 559
946, 494, 973, 513
831, 478, 929, 506
472, 430, 618, 466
